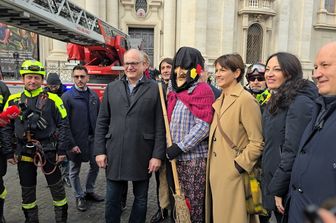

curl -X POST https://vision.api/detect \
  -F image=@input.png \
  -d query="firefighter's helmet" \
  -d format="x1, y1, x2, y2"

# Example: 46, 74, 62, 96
20, 60, 46, 77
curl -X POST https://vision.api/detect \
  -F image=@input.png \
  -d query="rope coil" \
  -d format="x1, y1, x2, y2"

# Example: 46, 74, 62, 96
23, 139, 59, 175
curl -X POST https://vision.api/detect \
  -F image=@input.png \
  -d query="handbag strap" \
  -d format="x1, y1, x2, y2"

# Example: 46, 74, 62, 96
216, 113, 237, 150
215, 97, 241, 155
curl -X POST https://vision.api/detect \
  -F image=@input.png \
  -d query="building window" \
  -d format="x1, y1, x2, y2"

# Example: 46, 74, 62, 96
325, 0, 336, 13
246, 23, 263, 64
249, 0, 258, 7
135, 0, 148, 13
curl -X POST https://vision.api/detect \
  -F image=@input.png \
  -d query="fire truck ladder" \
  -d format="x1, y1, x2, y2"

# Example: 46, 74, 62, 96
0, 0, 128, 46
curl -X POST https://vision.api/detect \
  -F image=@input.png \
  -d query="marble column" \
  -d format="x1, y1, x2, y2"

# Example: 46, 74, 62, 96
297, 0, 315, 77
106, 0, 119, 27
320, 0, 326, 11
176, 0, 196, 47
162, 0, 176, 57
297, 0, 314, 61
86, 0, 100, 16
222, 0, 235, 53
195, 0, 208, 56
275, 0, 290, 51
47, 40, 67, 61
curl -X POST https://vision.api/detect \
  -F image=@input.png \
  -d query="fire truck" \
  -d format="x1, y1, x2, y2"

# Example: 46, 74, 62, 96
0, 0, 132, 97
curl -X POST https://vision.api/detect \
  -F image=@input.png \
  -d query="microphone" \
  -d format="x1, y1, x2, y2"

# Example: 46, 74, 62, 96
0, 105, 21, 127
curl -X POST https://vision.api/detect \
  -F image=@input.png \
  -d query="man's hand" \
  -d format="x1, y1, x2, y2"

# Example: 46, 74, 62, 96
57, 155, 66, 163
148, 158, 161, 173
96, 154, 107, 169
275, 196, 284, 214
319, 208, 336, 223
7, 156, 18, 165
71, 146, 81, 154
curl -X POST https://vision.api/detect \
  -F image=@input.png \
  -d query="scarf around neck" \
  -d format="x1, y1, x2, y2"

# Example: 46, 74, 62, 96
167, 82, 215, 124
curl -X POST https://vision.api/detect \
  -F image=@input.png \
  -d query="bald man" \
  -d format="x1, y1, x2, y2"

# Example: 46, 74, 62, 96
287, 42, 336, 223
94, 49, 165, 223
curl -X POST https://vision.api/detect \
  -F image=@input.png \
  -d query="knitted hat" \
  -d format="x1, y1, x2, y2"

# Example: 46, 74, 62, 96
47, 73, 61, 85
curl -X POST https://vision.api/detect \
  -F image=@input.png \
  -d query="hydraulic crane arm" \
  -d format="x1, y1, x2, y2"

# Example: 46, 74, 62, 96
0, 0, 127, 46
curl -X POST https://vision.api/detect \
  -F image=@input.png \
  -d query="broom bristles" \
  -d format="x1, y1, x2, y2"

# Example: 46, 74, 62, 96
173, 193, 192, 223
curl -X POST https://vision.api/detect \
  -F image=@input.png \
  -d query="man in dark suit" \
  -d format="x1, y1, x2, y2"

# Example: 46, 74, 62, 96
94, 49, 166, 223
288, 42, 336, 223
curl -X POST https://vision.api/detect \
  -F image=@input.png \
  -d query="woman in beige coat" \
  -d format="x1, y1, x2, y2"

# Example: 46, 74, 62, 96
205, 54, 264, 223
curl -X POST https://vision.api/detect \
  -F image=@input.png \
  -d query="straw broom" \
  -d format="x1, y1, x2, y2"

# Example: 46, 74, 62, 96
158, 82, 191, 223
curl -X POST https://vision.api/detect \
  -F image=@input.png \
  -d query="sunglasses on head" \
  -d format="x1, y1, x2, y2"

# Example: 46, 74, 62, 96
248, 76, 265, 82
247, 64, 265, 75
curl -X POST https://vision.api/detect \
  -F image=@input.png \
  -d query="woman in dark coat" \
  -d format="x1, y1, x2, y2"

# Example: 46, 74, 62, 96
261, 52, 318, 222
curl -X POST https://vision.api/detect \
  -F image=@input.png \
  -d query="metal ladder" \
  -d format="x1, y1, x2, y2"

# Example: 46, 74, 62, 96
0, 0, 127, 46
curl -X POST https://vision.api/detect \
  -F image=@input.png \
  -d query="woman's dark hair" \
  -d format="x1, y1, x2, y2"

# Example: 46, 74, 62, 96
214, 53, 245, 82
266, 52, 311, 114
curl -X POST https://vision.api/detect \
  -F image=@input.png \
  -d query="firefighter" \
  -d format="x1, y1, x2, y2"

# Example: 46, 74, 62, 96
0, 80, 10, 223
245, 63, 271, 223
1, 60, 69, 223
245, 63, 271, 112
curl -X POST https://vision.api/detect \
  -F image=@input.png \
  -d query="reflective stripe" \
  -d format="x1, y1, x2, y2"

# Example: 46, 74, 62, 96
4, 92, 21, 109
23, 87, 43, 97
256, 89, 271, 105
53, 198, 67, 207
20, 155, 34, 162
48, 92, 67, 119
0, 188, 7, 199
22, 201, 37, 209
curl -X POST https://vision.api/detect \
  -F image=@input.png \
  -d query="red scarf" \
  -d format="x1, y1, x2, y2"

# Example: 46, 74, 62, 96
167, 82, 215, 124
144, 69, 150, 79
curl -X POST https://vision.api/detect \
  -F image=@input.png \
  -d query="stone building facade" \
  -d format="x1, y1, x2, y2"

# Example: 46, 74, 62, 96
41, 0, 336, 79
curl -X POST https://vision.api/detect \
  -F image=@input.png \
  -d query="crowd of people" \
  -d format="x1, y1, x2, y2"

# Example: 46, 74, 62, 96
0, 41, 335, 223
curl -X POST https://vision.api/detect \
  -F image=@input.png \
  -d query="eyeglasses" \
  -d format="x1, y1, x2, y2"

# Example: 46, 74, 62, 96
73, 75, 87, 79
124, 61, 142, 67
21, 65, 45, 72
246, 64, 265, 75
248, 76, 265, 82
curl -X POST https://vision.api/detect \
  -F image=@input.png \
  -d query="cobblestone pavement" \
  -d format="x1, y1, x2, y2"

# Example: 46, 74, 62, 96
3, 163, 173, 223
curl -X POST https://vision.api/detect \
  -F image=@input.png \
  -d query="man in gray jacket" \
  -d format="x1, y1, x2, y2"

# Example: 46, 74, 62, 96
95, 49, 166, 223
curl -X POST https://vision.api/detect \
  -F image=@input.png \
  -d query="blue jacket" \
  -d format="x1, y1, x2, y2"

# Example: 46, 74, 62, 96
288, 96, 336, 223
261, 82, 318, 210
62, 86, 100, 162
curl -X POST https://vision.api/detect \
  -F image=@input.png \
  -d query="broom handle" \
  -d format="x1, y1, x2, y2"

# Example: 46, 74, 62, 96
158, 82, 182, 196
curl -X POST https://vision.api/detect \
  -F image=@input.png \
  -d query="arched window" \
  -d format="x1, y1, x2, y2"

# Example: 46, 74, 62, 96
325, 0, 336, 13
135, 0, 148, 14
246, 23, 263, 64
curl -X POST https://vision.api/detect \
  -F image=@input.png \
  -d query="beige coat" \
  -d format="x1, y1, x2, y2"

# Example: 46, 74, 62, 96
205, 83, 263, 223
